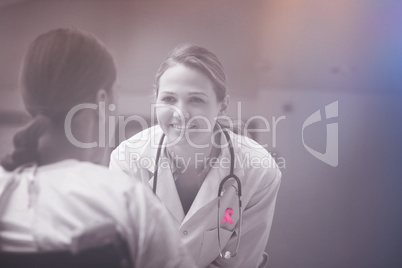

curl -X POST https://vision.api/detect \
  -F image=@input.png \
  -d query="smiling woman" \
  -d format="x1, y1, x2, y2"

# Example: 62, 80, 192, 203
156, 63, 228, 148
110, 44, 282, 268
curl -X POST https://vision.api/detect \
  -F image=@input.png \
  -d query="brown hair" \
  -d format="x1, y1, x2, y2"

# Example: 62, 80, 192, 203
154, 44, 227, 101
1, 28, 116, 171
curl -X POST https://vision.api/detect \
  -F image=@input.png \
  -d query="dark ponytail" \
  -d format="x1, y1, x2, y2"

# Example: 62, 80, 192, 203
1, 115, 50, 171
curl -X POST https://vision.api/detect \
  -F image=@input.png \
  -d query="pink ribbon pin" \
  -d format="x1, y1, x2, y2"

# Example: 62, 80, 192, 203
221, 207, 234, 225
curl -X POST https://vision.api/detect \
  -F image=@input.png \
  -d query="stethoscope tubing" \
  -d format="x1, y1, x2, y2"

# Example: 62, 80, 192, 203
217, 130, 242, 259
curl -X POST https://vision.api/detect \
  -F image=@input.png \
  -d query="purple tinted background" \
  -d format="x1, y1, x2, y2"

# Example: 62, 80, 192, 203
0, 1, 401, 267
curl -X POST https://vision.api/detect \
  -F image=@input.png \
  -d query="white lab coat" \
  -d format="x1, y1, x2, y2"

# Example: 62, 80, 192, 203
110, 126, 281, 268
0, 160, 196, 268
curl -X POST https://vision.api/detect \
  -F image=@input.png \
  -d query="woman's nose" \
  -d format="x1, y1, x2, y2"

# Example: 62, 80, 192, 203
173, 102, 190, 120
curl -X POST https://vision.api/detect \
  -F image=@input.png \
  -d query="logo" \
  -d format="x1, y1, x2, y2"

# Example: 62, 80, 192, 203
302, 101, 338, 167
221, 207, 234, 225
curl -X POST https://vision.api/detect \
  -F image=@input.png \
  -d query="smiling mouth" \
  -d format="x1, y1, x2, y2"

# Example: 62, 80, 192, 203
171, 124, 197, 130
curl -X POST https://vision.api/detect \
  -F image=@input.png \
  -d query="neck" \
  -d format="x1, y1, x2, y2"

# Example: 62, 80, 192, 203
37, 123, 100, 166
167, 144, 213, 172
166, 129, 222, 171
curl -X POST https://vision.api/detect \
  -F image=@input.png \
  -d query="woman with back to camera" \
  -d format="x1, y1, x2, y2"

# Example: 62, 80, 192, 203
0, 29, 196, 268
110, 44, 282, 268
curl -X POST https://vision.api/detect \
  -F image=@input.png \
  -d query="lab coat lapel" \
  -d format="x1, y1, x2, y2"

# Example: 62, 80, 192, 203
142, 127, 185, 224
182, 130, 245, 226
148, 165, 185, 224
182, 165, 223, 225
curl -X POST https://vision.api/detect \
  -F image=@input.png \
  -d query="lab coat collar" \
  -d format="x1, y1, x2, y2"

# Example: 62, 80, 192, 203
138, 126, 164, 174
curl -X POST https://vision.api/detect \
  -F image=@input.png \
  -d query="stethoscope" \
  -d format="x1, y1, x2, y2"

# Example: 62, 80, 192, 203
152, 127, 242, 259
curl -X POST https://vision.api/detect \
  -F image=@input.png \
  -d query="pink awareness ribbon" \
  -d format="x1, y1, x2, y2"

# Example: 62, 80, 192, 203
221, 207, 234, 225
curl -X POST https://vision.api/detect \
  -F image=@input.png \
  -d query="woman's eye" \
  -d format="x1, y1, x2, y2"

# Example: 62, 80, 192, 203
161, 96, 176, 103
190, 97, 205, 103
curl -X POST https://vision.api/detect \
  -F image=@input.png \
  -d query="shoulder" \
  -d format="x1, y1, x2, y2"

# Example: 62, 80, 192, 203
109, 126, 164, 172
0, 166, 15, 190
119, 125, 162, 147
0, 166, 6, 177
230, 131, 273, 165
43, 161, 137, 194
232, 132, 270, 157
111, 126, 162, 155
230, 132, 281, 185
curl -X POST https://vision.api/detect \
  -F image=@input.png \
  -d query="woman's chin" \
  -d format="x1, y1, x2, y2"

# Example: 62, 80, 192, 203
166, 135, 190, 147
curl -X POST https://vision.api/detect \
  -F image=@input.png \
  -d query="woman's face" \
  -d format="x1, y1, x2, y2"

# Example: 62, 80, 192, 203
156, 64, 224, 148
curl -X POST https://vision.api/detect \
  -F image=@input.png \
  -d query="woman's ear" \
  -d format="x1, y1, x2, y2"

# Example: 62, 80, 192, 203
219, 95, 230, 115
95, 89, 109, 122
96, 89, 108, 103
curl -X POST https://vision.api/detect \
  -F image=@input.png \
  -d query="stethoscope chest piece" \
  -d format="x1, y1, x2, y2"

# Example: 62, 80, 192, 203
223, 251, 231, 259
